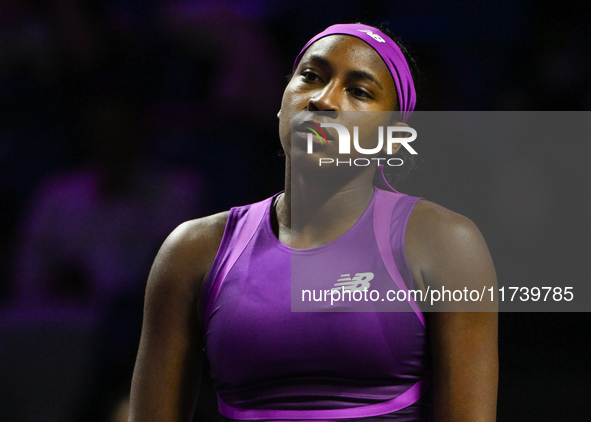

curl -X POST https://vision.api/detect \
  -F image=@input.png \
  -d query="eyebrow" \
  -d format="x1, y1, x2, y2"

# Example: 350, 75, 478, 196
304, 54, 384, 90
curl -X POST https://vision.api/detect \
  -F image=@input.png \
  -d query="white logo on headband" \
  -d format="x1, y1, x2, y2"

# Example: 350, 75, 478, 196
357, 29, 385, 43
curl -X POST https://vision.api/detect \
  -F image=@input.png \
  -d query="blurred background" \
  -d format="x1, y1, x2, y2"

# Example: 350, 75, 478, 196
0, 0, 589, 421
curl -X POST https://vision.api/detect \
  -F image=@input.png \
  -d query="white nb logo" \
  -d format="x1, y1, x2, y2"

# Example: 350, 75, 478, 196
357, 29, 385, 43
332, 272, 374, 291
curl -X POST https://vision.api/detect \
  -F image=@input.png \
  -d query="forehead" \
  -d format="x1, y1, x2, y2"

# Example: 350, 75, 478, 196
298, 35, 392, 79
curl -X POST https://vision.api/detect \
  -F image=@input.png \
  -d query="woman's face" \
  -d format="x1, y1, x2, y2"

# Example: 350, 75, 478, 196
279, 34, 399, 164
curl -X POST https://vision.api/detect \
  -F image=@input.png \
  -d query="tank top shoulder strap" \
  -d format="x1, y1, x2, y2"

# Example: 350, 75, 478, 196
200, 196, 273, 328
373, 188, 425, 327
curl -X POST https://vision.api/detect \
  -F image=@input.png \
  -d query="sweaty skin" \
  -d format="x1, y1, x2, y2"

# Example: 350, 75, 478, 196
129, 34, 498, 422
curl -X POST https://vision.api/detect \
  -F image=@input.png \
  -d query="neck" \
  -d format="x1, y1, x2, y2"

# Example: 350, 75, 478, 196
275, 160, 376, 249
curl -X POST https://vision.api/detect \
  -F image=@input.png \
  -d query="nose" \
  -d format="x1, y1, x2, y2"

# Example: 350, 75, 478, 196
307, 82, 341, 112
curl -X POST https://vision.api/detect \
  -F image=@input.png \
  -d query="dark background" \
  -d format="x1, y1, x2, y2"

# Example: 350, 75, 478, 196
0, 0, 589, 421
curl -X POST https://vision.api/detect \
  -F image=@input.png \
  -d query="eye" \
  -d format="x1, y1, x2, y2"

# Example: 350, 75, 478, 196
301, 70, 322, 82
348, 87, 372, 99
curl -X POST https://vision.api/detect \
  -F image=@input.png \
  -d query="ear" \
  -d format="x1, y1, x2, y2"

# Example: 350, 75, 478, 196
277, 110, 282, 119
381, 120, 409, 156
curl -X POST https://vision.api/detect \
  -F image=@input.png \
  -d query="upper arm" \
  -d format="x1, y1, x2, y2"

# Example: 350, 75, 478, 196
128, 213, 228, 422
406, 201, 498, 422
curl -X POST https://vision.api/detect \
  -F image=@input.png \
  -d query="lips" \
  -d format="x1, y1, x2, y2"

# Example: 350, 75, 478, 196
295, 120, 336, 142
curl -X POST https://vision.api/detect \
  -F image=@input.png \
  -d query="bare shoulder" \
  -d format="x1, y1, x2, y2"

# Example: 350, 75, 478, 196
406, 199, 486, 251
163, 211, 230, 259
405, 199, 495, 291
146, 211, 230, 300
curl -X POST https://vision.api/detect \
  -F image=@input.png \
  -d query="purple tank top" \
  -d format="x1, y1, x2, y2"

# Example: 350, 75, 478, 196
201, 186, 431, 421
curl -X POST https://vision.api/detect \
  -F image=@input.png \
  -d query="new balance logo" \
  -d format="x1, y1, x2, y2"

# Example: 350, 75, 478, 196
332, 272, 374, 291
357, 29, 385, 43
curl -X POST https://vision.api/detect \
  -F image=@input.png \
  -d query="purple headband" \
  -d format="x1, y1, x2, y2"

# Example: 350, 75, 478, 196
293, 24, 416, 122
